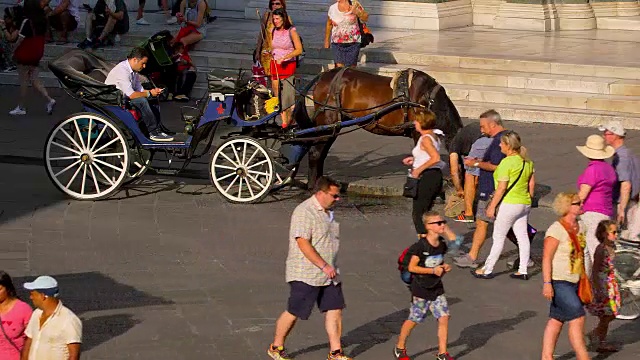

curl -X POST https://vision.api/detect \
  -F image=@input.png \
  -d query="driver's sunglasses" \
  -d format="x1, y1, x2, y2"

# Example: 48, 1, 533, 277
326, 192, 340, 199
571, 201, 581, 206
428, 220, 447, 226
271, 1, 282, 5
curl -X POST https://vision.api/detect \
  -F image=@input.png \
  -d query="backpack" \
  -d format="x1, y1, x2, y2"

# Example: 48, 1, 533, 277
397, 246, 413, 285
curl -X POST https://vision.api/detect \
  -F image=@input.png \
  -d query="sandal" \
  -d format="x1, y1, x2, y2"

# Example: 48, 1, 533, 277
595, 342, 619, 353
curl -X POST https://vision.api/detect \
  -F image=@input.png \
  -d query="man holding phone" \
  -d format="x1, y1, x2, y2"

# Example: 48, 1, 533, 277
105, 47, 173, 142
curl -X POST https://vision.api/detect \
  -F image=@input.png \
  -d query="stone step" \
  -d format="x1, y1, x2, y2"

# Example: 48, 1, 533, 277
597, 16, 640, 31
352, 63, 640, 96
454, 101, 640, 130
444, 84, 640, 114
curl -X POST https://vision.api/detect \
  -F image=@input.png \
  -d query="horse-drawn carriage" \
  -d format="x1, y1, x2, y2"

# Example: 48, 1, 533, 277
43, 46, 462, 204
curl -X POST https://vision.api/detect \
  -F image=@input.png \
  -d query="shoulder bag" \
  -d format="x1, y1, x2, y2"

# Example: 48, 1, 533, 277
0, 314, 21, 353
559, 220, 593, 304
489, 159, 525, 210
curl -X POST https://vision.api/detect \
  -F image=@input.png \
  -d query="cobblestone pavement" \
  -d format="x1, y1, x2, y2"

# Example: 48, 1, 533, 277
1, 88, 639, 359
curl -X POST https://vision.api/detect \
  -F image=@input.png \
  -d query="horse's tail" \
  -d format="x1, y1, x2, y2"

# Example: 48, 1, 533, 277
293, 72, 323, 129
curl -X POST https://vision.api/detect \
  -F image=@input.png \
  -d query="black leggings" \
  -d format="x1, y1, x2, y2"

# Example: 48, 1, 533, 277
412, 168, 443, 234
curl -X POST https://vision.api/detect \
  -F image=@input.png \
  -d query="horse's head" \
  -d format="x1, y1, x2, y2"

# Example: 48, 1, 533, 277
410, 70, 463, 151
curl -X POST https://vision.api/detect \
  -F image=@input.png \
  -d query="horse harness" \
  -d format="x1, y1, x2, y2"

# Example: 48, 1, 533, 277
314, 67, 442, 137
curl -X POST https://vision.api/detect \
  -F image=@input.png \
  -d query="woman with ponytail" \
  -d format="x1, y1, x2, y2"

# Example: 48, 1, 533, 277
472, 130, 536, 280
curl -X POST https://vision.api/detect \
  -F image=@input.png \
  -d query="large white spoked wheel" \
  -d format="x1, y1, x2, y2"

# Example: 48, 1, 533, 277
44, 113, 130, 200
614, 249, 640, 320
210, 136, 275, 203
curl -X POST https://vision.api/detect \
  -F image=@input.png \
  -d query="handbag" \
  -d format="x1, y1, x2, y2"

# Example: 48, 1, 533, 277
12, 21, 44, 66
402, 174, 419, 199
559, 220, 593, 304
0, 314, 21, 353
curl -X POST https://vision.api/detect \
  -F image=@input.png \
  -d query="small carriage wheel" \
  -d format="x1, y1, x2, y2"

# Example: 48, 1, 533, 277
44, 113, 130, 200
124, 147, 153, 184
209, 136, 275, 203
614, 249, 640, 320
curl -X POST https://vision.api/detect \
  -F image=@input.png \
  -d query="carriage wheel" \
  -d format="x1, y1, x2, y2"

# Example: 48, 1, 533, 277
44, 113, 130, 200
256, 136, 297, 187
124, 147, 153, 184
614, 249, 640, 320
210, 136, 275, 203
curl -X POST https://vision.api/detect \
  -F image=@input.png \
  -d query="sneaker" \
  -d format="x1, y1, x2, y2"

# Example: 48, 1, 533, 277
167, 93, 174, 101
4, 65, 16, 73
174, 94, 189, 101
328, 349, 351, 360
507, 259, 535, 269
453, 254, 479, 269
394, 347, 411, 360
77, 38, 93, 49
136, 18, 150, 25
114, 34, 121, 43
454, 213, 474, 223
150, 131, 174, 142
9, 106, 26, 116
46, 99, 56, 115
436, 353, 454, 360
166, 16, 177, 24
267, 344, 292, 360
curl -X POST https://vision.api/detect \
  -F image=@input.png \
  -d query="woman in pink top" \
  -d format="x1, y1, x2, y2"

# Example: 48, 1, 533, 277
575, 135, 617, 275
0, 271, 33, 360
269, 8, 302, 128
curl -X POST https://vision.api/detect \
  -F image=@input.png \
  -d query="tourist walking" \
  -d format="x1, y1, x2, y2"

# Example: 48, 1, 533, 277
472, 130, 535, 280
586, 220, 620, 353
393, 211, 456, 360
0, 271, 32, 360
600, 121, 640, 241
268, 8, 302, 128
575, 134, 616, 274
454, 110, 507, 268
541, 192, 590, 360
401, 109, 445, 235
268, 176, 351, 360
324, 0, 368, 67
22, 275, 82, 360
9, 0, 56, 116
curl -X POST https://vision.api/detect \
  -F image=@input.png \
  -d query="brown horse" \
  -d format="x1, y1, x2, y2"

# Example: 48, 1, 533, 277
292, 67, 464, 187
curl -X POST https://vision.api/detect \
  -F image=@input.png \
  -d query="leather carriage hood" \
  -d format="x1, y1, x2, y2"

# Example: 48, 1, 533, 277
49, 49, 122, 106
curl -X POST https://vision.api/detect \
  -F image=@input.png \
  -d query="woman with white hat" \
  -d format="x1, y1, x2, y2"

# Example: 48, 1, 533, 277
575, 134, 617, 275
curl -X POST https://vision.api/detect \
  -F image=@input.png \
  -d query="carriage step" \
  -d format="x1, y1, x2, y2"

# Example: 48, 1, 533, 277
154, 169, 180, 176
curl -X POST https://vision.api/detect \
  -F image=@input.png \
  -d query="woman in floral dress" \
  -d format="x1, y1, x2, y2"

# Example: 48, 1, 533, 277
324, 0, 368, 67
587, 219, 621, 353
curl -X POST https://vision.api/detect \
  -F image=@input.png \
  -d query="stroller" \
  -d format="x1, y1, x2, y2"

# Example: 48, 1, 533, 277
139, 30, 175, 101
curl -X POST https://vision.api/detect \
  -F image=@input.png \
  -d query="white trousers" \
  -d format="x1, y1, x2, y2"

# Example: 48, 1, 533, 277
581, 211, 610, 277
483, 203, 531, 274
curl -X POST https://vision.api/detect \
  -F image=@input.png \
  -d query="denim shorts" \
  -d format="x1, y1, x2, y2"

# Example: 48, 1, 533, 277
549, 280, 585, 322
408, 295, 449, 323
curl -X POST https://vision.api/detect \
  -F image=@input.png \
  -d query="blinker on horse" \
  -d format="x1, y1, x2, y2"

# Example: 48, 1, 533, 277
293, 67, 464, 187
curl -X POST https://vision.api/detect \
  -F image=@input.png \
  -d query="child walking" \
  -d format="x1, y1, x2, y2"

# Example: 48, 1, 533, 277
394, 211, 456, 360
587, 219, 621, 353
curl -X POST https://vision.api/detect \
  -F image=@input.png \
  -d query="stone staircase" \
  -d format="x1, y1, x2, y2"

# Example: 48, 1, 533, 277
2, 7, 640, 128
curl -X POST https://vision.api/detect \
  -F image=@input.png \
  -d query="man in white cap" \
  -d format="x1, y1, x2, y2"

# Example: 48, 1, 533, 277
22, 276, 82, 360
600, 120, 640, 240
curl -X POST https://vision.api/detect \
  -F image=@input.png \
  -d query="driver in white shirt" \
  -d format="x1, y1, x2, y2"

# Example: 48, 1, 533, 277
105, 47, 173, 142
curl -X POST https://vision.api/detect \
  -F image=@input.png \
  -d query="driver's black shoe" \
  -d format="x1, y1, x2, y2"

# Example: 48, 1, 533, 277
150, 131, 174, 142
77, 39, 93, 49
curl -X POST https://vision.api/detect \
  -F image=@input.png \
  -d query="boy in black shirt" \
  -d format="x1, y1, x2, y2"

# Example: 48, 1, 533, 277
394, 211, 456, 360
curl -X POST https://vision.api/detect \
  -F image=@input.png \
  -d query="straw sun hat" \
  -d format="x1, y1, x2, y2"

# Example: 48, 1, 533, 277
576, 135, 615, 160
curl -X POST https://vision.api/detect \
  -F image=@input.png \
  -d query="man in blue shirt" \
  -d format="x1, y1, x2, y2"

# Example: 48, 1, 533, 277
454, 110, 506, 268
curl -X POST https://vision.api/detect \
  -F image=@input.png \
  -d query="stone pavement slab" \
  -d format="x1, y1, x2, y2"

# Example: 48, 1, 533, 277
1, 159, 639, 360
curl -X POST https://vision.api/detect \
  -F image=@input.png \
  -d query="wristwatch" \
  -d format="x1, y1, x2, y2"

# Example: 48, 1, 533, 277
146, 90, 151, 98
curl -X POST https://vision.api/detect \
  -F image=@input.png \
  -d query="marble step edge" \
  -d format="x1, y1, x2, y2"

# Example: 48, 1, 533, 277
40, 46, 640, 97
454, 100, 640, 130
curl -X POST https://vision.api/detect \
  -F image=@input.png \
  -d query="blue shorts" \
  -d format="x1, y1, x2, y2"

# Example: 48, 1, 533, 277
549, 280, 585, 322
408, 295, 449, 323
287, 281, 345, 320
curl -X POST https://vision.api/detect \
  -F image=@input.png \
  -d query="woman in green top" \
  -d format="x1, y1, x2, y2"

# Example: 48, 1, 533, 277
473, 131, 535, 280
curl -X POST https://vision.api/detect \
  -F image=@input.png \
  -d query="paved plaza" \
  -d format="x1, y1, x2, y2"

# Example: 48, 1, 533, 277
1, 87, 639, 359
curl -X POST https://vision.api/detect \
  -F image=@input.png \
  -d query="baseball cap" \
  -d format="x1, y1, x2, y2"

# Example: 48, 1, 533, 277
24, 276, 59, 297
598, 120, 626, 137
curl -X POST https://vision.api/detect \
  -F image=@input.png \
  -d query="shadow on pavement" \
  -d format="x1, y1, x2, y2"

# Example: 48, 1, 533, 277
555, 317, 640, 360
290, 297, 462, 358
15, 272, 173, 351
412, 310, 537, 359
